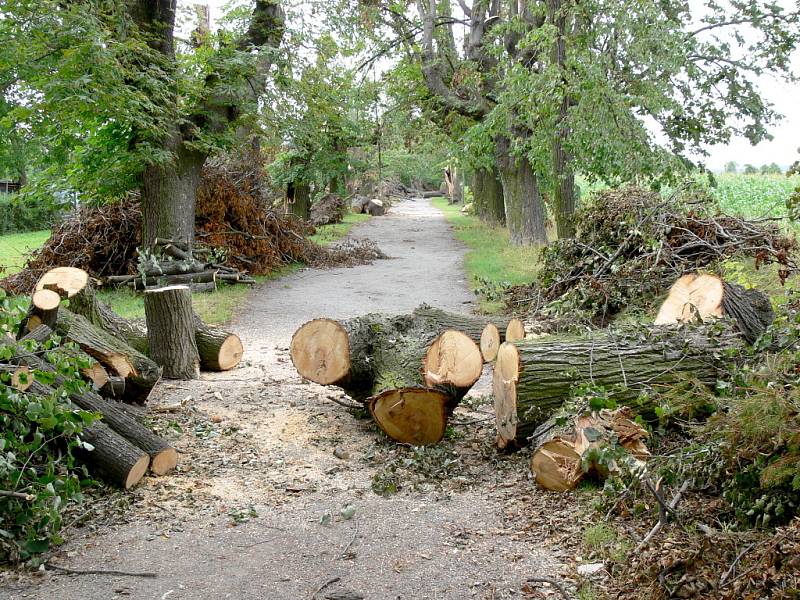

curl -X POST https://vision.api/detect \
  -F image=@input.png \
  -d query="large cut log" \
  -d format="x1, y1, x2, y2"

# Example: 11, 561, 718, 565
35, 266, 89, 297
23, 379, 149, 489
291, 312, 483, 445
351, 196, 370, 214
365, 199, 385, 216
290, 313, 482, 403
54, 309, 161, 401
144, 285, 200, 380
529, 407, 650, 491
0, 329, 177, 475
493, 325, 746, 449
16, 289, 61, 339
654, 274, 773, 343
70, 281, 243, 371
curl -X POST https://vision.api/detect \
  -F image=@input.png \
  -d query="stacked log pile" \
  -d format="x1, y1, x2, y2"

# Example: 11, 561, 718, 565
1, 265, 245, 489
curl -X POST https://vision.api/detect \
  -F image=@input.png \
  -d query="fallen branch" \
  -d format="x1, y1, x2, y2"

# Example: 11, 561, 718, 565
45, 563, 157, 578
0, 490, 34, 501
527, 577, 572, 600
636, 480, 690, 551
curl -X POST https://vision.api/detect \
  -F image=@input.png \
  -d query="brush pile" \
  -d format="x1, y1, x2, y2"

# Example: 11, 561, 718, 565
510, 186, 797, 325
2, 161, 386, 295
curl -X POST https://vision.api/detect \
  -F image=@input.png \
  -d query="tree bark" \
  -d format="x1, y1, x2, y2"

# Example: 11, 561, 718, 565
496, 138, 548, 245
493, 325, 746, 449
54, 309, 161, 401
0, 331, 177, 476
144, 286, 200, 380
288, 180, 311, 220
472, 167, 505, 225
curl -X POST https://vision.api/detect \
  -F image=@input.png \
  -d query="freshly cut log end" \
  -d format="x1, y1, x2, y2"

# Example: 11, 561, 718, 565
196, 329, 243, 371
480, 323, 501, 362
150, 447, 179, 476
493, 342, 520, 449
423, 330, 483, 389
290, 318, 350, 385
368, 387, 449, 445
6, 366, 32, 391
35, 267, 89, 298
77, 422, 151, 490
32, 289, 61, 312
505, 318, 525, 343
654, 273, 724, 324
125, 455, 151, 489
530, 439, 582, 492
366, 199, 385, 216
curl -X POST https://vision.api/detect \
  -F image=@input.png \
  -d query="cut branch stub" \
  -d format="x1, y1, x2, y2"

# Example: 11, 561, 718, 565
290, 318, 350, 385
368, 387, 450, 446
493, 342, 521, 449
423, 330, 483, 393
530, 440, 582, 492
505, 318, 525, 342
480, 323, 501, 362
35, 267, 89, 298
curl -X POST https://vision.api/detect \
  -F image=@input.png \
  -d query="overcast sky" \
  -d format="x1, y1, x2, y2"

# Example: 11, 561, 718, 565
197, 0, 799, 171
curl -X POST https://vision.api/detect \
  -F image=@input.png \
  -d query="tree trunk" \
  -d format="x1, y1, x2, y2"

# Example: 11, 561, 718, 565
141, 135, 206, 248
547, 0, 576, 240
54, 309, 161, 402
472, 167, 505, 225
144, 286, 200, 380
493, 325, 747, 449
496, 138, 548, 245
288, 181, 311, 220
0, 331, 177, 475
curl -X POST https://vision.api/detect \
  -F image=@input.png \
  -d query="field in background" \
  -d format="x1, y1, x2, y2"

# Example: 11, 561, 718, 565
0, 230, 50, 275
713, 173, 799, 219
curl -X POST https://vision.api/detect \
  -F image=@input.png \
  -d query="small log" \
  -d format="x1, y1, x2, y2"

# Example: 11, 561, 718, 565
0, 364, 32, 391
54, 309, 161, 402
17, 289, 61, 339
351, 196, 369, 214
35, 267, 89, 298
366, 199, 385, 216
411, 305, 517, 347
493, 325, 746, 449
0, 330, 177, 475
422, 330, 483, 397
654, 274, 773, 343
195, 321, 243, 371
505, 318, 525, 343
144, 285, 200, 380
368, 388, 451, 446
142, 259, 207, 277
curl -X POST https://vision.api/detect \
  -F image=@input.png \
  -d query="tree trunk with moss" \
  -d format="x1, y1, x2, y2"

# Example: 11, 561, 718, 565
472, 167, 505, 225
496, 137, 548, 246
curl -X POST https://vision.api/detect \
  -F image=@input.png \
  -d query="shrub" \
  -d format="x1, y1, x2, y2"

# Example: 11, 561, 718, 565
0, 193, 65, 234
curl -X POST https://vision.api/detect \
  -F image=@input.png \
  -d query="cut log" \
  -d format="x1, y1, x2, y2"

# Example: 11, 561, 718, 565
480, 324, 501, 362
351, 196, 370, 214
54, 309, 161, 401
17, 289, 61, 339
75, 421, 150, 489
422, 330, 483, 396
368, 388, 450, 446
366, 199, 385, 216
0, 365, 32, 391
530, 407, 649, 491
410, 305, 516, 345
654, 274, 773, 343
0, 329, 177, 475
505, 318, 525, 343
35, 266, 89, 298
493, 325, 746, 449
194, 321, 243, 371
144, 285, 200, 380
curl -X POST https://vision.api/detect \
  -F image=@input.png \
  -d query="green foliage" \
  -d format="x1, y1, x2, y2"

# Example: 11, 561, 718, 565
724, 162, 738, 174
712, 173, 800, 220
0, 194, 65, 235
0, 292, 99, 563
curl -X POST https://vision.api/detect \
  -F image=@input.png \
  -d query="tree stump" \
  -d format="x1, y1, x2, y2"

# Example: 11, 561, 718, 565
144, 285, 200, 380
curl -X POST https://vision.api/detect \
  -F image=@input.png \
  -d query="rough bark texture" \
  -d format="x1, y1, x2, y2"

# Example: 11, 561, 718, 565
288, 181, 311, 220
496, 138, 548, 245
194, 320, 244, 371
721, 282, 774, 343
472, 167, 506, 225
55, 309, 161, 401
494, 325, 746, 448
410, 305, 515, 345
0, 330, 177, 475
144, 286, 200, 380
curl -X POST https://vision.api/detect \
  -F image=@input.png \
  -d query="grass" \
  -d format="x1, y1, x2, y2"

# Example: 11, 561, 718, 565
713, 173, 799, 219
0, 230, 50, 275
432, 198, 542, 313
308, 213, 371, 245
0, 210, 364, 325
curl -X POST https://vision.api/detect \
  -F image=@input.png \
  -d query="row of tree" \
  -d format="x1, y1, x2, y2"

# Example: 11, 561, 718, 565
724, 161, 786, 175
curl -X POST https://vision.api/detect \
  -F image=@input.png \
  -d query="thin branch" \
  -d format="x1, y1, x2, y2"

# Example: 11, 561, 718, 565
45, 563, 157, 578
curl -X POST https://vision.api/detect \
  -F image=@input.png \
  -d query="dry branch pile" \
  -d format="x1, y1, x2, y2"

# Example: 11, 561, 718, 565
309, 193, 346, 226
2, 161, 386, 295
512, 186, 797, 324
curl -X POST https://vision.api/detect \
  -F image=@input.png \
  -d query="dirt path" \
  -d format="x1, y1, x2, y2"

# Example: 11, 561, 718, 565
2, 198, 567, 600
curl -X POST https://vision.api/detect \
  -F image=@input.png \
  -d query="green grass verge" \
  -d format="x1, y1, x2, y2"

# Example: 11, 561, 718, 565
0, 230, 50, 275
308, 212, 371, 245
432, 198, 541, 313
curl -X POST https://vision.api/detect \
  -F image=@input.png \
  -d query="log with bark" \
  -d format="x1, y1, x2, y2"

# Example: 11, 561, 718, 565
530, 407, 650, 491
365, 199, 386, 216
70, 280, 243, 371
54, 309, 161, 402
351, 196, 370, 214
144, 285, 200, 380
0, 364, 32, 391
0, 330, 177, 476
290, 311, 483, 445
16, 289, 61, 339
654, 273, 774, 343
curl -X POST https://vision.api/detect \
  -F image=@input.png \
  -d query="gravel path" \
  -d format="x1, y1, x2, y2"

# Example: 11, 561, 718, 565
2, 198, 564, 600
